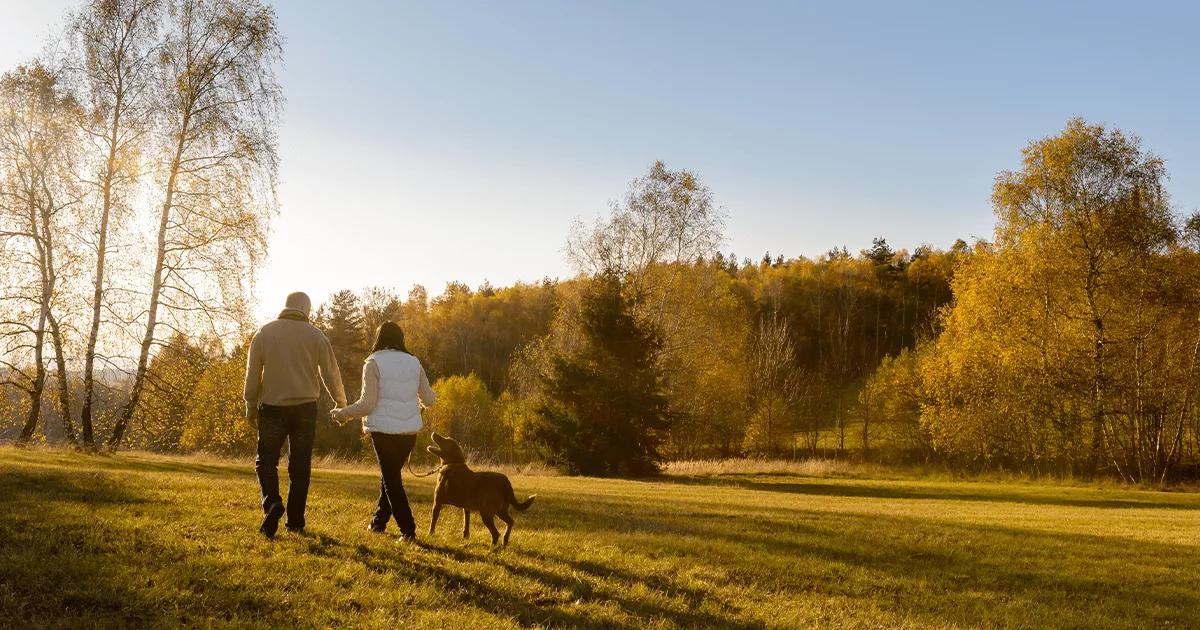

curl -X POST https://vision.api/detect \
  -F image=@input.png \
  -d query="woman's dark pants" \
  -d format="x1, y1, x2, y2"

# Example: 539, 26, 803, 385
369, 432, 418, 536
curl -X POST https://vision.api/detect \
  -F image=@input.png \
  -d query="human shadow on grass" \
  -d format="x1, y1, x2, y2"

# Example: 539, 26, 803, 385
540, 496, 1200, 628
0, 465, 152, 506
384, 537, 763, 628
495, 551, 760, 629
0, 467, 296, 627
21, 453, 248, 478
658, 475, 1200, 510
507, 548, 760, 629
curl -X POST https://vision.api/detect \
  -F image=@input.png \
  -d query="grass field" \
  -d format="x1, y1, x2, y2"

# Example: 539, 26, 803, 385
2, 446, 1199, 628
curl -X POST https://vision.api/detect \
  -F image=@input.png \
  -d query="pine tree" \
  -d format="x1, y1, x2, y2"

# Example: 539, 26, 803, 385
318, 290, 367, 453
530, 272, 670, 476
323, 289, 367, 384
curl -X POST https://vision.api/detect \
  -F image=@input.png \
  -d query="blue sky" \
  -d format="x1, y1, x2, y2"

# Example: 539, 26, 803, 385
3, 1, 1198, 318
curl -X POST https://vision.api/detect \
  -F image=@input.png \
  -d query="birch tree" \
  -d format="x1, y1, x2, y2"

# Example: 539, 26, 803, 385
69, 0, 163, 449
744, 313, 804, 456
992, 118, 1175, 475
108, 0, 281, 448
566, 161, 725, 301
0, 63, 83, 444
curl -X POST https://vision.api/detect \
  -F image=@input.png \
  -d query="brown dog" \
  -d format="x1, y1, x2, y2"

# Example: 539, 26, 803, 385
426, 432, 535, 545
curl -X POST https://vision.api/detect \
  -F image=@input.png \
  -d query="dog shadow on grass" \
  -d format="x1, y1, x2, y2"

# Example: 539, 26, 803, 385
351, 541, 610, 628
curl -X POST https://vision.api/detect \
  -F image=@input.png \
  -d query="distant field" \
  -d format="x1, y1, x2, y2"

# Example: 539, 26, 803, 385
1, 447, 1198, 628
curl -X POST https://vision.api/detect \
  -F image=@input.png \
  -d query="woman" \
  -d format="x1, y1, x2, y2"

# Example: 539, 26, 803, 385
332, 322, 436, 540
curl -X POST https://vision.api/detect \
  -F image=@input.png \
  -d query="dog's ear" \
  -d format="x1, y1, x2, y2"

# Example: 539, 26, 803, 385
426, 445, 441, 457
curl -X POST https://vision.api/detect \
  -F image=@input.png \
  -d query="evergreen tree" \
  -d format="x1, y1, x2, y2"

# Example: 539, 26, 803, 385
323, 289, 367, 384
317, 289, 367, 453
530, 273, 670, 476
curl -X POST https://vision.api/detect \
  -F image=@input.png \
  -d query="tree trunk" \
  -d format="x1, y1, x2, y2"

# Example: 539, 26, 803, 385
47, 312, 75, 444
1087, 314, 1106, 476
1161, 313, 1200, 484
17, 185, 50, 444
17, 312, 47, 444
81, 111, 122, 450
108, 125, 186, 450
38, 194, 74, 444
1089, 331, 1105, 476
861, 389, 871, 462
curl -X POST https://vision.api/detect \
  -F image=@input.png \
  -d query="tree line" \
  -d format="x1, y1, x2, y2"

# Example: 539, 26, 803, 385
30, 158, 962, 475
77, 122, 1200, 483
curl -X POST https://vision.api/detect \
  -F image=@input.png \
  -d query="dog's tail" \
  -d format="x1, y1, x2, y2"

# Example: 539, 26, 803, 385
507, 481, 536, 511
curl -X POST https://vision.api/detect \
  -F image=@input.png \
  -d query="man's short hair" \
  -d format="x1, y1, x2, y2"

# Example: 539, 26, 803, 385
285, 291, 312, 316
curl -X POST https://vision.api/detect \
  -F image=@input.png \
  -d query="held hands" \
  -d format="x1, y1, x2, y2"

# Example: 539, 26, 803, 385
330, 408, 347, 426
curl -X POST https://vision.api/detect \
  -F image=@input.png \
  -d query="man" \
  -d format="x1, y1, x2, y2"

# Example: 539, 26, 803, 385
244, 291, 347, 538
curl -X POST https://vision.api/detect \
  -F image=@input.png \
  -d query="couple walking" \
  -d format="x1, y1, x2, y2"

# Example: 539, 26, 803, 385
243, 292, 436, 540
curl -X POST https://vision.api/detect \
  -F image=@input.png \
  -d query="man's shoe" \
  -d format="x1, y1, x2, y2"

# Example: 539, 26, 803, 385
396, 533, 417, 544
368, 522, 386, 533
259, 502, 285, 539
285, 524, 305, 534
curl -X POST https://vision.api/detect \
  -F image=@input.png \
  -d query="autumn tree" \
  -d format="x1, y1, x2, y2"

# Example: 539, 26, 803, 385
859, 347, 931, 461
917, 120, 1195, 479
110, 0, 281, 449
359, 286, 402, 347
656, 261, 751, 458
0, 62, 83, 445
69, 0, 162, 449
179, 344, 255, 454
422, 280, 557, 393
744, 313, 804, 456
425, 373, 503, 455
567, 161, 725, 301
991, 119, 1175, 475
125, 332, 209, 451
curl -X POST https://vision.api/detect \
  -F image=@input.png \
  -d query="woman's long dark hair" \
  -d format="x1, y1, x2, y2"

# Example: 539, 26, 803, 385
372, 321, 408, 353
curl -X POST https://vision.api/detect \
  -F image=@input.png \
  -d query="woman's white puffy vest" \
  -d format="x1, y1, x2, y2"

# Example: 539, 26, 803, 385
364, 350, 425, 434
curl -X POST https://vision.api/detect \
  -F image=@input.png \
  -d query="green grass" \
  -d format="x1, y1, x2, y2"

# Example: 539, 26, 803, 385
2, 446, 1199, 628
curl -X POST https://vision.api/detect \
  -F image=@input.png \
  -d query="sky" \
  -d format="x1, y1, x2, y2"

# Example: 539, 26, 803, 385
2, 1, 1198, 320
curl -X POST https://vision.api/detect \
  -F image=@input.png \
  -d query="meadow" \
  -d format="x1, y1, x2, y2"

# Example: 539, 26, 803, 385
2, 446, 1199, 629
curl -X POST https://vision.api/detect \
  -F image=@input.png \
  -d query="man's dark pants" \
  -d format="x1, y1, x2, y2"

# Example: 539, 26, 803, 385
255, 402, 317, 530
369, 432, 418, 536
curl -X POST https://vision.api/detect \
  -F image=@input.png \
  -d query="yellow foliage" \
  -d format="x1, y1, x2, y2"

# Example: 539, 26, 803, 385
179, 348, 255, 455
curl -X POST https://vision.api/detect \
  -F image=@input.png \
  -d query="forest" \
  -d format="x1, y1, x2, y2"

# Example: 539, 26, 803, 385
5, 1, 1200, 483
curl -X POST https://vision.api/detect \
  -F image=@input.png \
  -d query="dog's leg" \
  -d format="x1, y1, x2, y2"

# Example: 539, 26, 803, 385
429, 501, 442, 536
462, 509, 470, 539
498, 509, 514, 546
481, 513, 500, 546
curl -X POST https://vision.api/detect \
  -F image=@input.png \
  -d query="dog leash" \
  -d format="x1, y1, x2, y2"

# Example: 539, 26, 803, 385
406, 459, 445, 478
